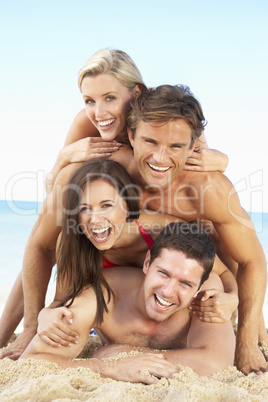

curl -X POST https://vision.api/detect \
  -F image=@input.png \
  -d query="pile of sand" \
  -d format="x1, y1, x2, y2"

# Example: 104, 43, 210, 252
1, 337, 268, 401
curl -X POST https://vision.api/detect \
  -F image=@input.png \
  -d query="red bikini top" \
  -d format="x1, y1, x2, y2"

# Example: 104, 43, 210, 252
103, 220, 154, 268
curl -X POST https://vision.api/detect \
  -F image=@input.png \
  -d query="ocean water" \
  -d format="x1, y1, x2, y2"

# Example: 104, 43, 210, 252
0, 200, 268, 332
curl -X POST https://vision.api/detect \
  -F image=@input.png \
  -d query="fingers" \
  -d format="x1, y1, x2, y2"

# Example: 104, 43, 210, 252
39, 332, 78, 348
88, 138, 121, 146
190, 306, 227, 320
189, 299, 220, 311
139, 369, 178, 385
240, 363, 268, 375
194, 315, 226, 323
189, 304, 229, 322
90, 146, 119, 154
185, 156, 201, 166
199, 289, 219, 301
0, 346, 23, 360
39, 324, 79, 347
67, 138, 122, 163
87, 138, 121, 152
38, 307, 79, 347
59, 307, 74, 323
184, 165, 202, 171
108, 353, 180, 383
86, 152, 112, 159
139, 375, 158, 385
190, 302, 221, 312
137, 355, 179, 382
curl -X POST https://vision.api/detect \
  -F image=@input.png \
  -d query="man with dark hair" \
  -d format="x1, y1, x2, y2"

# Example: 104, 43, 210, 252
116, 85, 267, 374
5, 84, 266, 375
21, 223, 235, 383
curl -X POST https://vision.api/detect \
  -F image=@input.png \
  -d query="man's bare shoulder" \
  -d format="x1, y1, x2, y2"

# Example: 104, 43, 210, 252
176, 170, 239, 222
179, 170, 233, 192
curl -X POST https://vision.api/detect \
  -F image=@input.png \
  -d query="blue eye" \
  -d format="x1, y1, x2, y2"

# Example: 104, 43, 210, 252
85, 99, 95, 105
106, 96, 116, 102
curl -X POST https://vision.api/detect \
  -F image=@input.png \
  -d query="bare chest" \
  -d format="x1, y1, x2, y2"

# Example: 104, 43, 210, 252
140, 178, 215, 221
99, 311, 190, 350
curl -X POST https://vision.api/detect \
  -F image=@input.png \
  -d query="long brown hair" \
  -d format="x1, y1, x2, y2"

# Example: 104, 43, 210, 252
57, 158, 140, 323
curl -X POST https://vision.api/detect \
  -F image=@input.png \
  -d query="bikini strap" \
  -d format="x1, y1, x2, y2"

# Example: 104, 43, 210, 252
135, 220, 154, 249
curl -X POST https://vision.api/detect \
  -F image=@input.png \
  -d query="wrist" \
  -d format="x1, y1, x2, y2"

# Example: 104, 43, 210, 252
57, 147, 70, 169
23, 311, 40, 328
236, 325, 258, 346
97, 358, 116, 379
220, 153, 229, 173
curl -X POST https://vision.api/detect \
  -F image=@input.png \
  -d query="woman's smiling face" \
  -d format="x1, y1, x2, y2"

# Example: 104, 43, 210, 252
81, 74, 134, 142
78, 179, 128, 250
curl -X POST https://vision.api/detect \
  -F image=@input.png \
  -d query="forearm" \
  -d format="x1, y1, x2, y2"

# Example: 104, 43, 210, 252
93, 343, 231, 377
236, 259, 267, 345
45, 148, 69, 193
22, 350, 104, 371
22, 349, 178, 384
22, 240, 55, 332
219, 270, 238, 296
111, 345, 230, 376
0, 271, 24, 347
163, 348, 224, 376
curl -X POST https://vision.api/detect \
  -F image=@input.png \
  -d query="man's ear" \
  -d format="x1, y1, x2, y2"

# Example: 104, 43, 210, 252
187, 139, 198, 158
192, 138, 199, 149
143, 250, 151, 274
127, 128, 135, 148
133, 84, 142, 98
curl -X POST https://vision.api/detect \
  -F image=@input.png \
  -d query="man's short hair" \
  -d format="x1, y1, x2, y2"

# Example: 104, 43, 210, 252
127, 84, 207, 147
149, 222, 215, 286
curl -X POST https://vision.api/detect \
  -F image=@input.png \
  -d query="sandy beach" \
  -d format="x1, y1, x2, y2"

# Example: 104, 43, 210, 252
1, 336, 268, 401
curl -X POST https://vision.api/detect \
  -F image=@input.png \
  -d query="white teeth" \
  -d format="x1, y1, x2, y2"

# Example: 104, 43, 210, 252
92, 227, 109, 234
155, 294, 173, 307
148, 163, 170, 172
98, 119, 115, 127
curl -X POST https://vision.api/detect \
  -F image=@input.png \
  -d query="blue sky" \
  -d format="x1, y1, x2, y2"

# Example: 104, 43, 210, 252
1, 0, 268, 212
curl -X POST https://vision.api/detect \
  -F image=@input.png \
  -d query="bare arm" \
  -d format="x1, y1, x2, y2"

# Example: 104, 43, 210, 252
22, 193, 61, 339
93, 274, 235, 376
184, 132, 229, 173
163, 273, 235, 375
0, 196, 59, 360
189, 255, 238, 322
45, 110, 122, 193
139, 211, 238, 323
21, 289, 179, 384
14, 163, 80, 357
204, 174, 267, 373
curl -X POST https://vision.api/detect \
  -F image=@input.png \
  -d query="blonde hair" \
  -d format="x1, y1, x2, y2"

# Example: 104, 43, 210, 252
78, 48, 147, 92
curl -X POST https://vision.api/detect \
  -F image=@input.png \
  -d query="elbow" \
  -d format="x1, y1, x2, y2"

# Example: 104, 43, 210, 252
196, 348, 234, 376
220, 153, 229, 173
45, 173, 54, 194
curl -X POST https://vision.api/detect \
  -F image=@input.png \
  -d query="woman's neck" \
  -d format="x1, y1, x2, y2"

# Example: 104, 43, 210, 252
114, 130, 129, 144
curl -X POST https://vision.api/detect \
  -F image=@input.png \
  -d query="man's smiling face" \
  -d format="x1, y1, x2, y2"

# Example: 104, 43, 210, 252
142, 248, 203, 322
128, 119, 196, 189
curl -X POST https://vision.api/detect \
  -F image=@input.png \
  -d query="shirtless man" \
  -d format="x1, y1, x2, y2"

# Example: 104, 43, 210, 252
118, 85, 267, 374
21, 223, 235, 383
2, 85, 266, 375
